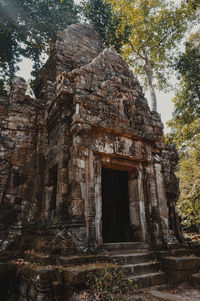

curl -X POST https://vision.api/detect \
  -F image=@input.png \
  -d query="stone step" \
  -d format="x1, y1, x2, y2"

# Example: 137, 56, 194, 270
103, 242, 149, 251
110, 251, 155, 265
0, 251, 19, 262
191, 272, 200, 289
157, 248, 194, 258
163, 256, 200, 270
56, 254, 110, 266
24, 252, 111, 266
163, 255, 200, 283
24, 251, 54, 265
122, 261, 162, 276
65, 262, 118, 289
127, 271, 167, 289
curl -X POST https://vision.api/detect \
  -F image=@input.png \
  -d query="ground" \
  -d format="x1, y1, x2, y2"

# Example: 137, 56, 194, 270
73, 282, 200, 301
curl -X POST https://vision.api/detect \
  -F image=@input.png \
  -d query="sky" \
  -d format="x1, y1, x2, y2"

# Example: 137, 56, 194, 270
16, 0, 182, 133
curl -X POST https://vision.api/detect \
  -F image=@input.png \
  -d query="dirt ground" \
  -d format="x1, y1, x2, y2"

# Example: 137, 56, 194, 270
146, 281, 200, 301
73, 282, 200, 301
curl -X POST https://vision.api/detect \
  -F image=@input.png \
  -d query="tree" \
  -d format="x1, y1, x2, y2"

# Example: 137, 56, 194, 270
176, 151, 200, 230
168, 31, 200, 150
107, 0, 198, 111
187, 0, 200, 10
168, 31, 200, 229
80, 0, 130, 52
0, 0, 79, 95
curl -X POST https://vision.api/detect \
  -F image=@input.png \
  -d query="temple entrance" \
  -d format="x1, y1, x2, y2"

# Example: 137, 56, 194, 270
102, 168, 132, 243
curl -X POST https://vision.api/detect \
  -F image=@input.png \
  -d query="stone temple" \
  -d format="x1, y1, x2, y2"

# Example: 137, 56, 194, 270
0, 24, 200, 300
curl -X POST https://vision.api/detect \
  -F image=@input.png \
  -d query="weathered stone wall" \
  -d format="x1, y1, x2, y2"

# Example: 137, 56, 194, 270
0, 22, 188, 301
0, 24, 181, 256
55, 44, 180, 249
34, 24, 104, 104
0, 78, 44, 235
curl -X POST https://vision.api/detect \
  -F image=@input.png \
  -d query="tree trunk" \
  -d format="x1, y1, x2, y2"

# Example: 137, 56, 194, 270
144, 51, 157, 112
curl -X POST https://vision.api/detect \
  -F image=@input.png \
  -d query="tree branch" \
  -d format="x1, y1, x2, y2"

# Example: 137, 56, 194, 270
129, 42, 146, 60
148, 29, 176, 53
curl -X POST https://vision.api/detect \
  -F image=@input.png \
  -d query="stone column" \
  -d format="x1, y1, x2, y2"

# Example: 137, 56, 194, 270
145, 163, 162, 246
67, 121, 94, 251
56, 114, 71, 213
128, 169, 141, 241
137, 165, 148, 242
94, 160, 102, 246
84, 150, 98, 249
68, 156, 86, 219
154, 161, 180, 247
154, 162, 169, 237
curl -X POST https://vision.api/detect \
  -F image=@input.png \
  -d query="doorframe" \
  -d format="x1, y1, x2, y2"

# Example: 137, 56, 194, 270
94, 156, 147, 246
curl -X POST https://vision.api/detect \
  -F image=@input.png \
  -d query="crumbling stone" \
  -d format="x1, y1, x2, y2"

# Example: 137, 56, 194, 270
0, 23, 196, 300
191, 272, 200, 289
164, 256, 200, 283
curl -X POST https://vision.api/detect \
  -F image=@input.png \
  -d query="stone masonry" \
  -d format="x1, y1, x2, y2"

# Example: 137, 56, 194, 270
0, 24, 195, 300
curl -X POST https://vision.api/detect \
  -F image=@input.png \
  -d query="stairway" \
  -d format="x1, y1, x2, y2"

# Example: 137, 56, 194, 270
103, 242, 167, 289
155, 245, 200, 284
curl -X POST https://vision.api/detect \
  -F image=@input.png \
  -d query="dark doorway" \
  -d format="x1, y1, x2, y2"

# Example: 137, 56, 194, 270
102, 168, 132, 243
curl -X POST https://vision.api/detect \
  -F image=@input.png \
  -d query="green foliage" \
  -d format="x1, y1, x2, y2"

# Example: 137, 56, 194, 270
168, 30, 200, 229
168, 31, 200, 151
80, 0, 130, 52
108, 0, 199, 91
176, 156, 200, 230
187, 0, 200, 10
0, 0, 79, 95
86, 264, 133, 300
